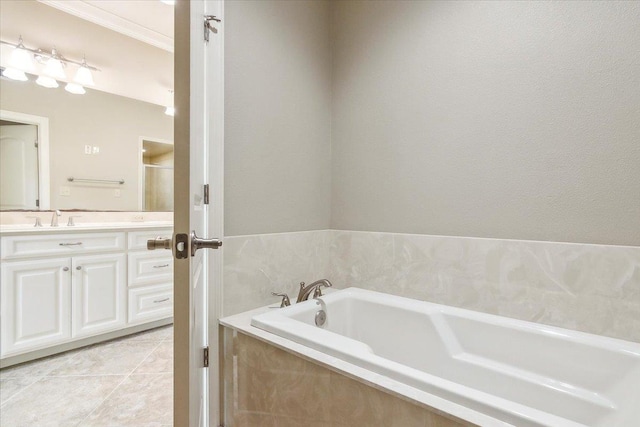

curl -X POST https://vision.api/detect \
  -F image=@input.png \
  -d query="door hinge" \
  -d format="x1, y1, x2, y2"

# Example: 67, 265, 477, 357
203, 346, 210, 367
35, 199, 39, 207
203, 184, 209, 205
204, 15, 221, 42
34, 141, 38, 148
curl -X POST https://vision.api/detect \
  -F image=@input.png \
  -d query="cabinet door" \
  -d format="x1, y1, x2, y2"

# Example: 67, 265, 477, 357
1, 258, 72, 357
72, 253, 126, 338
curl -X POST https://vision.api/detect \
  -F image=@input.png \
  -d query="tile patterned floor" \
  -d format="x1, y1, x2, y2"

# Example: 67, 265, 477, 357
0, 325, 173, 427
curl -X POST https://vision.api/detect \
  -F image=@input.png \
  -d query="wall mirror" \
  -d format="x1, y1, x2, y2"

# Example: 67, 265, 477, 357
0, 0, 174, 212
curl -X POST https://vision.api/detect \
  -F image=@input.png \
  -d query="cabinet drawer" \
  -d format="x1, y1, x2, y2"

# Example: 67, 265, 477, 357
128, 229, 173, 251
1, 232, 125, 260
128, 252, 173, 286
128, 283, 173, 324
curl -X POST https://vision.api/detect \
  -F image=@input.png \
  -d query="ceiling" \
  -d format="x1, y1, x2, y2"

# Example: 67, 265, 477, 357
0, 0, 174, 107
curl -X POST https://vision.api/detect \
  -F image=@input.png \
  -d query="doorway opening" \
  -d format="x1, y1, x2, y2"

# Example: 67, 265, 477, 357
140, 137, 174, 212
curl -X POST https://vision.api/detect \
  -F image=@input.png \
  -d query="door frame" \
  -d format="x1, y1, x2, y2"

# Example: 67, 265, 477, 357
0, 109, 50, 210
174, 0, 224, 425
205, 0, 225, 425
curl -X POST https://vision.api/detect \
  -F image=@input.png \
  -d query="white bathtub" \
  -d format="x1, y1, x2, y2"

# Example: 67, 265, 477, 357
251, 288, 640, 427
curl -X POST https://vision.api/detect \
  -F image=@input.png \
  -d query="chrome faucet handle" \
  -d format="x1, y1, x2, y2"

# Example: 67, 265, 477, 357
271, 292, 291, 308
312, 279, 333, 298
313, 284, 327, 298
67, 216, 81, 226
27, 216, 43, 227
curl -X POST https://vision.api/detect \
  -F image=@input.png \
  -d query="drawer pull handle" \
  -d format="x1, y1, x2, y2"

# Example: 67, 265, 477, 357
59, 242, 82, 246
153, 298, 170, 303
153, 264, 170, 269
63, 267, 69, 272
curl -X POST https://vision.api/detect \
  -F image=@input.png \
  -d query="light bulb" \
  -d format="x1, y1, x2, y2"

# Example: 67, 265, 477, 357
160, 0, 176, 5
164, 106, 175, 116
43, 49, 66, 79
36, 75, 59, 88
2, 67, 28, 81
74, 58, 95, 86
65, 83, 86, 94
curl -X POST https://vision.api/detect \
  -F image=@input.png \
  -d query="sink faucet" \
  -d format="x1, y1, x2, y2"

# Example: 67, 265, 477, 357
296, 279, 333, 303
51, 210, 61, 227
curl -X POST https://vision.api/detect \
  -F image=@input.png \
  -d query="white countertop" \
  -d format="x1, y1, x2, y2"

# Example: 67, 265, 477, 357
0, 221, 173, 235
220, 303, 508, 427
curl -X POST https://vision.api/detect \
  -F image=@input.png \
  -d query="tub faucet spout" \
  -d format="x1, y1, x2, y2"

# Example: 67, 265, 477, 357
296, 279, 333, 303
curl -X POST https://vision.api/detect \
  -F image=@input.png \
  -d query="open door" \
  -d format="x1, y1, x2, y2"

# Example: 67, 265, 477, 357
146, 1, 224, 426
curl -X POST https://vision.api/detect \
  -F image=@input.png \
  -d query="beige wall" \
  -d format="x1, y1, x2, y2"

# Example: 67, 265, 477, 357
330, 1, 640, 246
224, 0, 332, 236
1, 79, 173, 211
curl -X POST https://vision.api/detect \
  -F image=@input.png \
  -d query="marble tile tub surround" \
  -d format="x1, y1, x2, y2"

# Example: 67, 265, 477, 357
223, 330, 470, 427
0, 211, 173, 226
223, 230, 331, 316
223, 230, 640, 342
329, 230, 640, 342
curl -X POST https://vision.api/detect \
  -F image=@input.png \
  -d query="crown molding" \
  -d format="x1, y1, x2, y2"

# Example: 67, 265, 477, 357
38, 0, 173, 53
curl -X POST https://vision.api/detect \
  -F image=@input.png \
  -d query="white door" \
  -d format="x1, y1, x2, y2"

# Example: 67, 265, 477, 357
0, 124, 39, 210
71, 253, 126, 338
171, 1, 224, 426
0, 258, 72, 357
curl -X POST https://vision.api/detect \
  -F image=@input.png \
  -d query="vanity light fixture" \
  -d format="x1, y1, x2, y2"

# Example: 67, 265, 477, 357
74, 57, 95, 86
10, 36, 35, 72
42, 48, 66, 80
0, 38, 99, 94
35, 75, 59, 88
65, 83, 86, 95
1, 67, 28, 81
164, 89, 175, 116
2, 36, 32, 81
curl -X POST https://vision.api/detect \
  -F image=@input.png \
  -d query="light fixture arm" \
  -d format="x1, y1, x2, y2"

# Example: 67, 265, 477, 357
0, 39, 100, 72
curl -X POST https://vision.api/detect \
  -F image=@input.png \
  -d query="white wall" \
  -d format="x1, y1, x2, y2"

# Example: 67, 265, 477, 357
0, 79, 173, 210
224, 0, 332, 236
330, 0, 640, 246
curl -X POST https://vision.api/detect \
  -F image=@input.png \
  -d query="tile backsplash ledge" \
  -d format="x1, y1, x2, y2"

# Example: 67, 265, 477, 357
223, 230, 640, 343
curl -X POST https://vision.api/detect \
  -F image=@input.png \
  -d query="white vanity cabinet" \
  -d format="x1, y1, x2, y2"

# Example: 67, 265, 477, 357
0, 225, 173, 361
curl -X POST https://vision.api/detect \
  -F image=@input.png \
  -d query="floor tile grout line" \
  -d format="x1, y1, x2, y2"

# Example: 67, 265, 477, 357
0, 350, 77, 407
72, 373, 130, 427
0, 375, 43, 407
43, 337, 165, 378
74, 337, 165, 426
